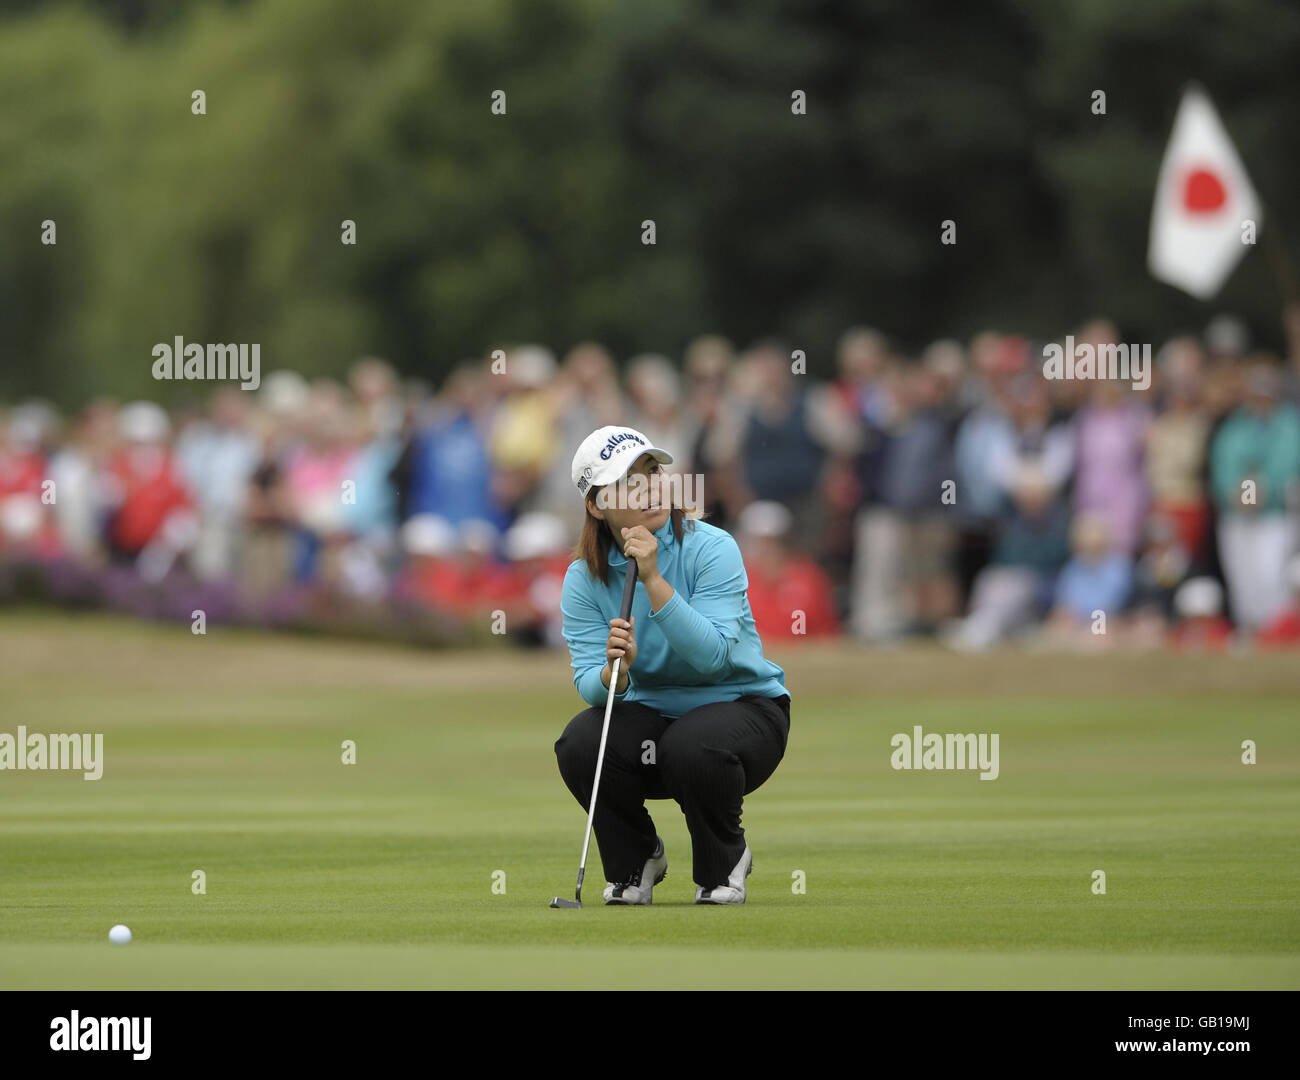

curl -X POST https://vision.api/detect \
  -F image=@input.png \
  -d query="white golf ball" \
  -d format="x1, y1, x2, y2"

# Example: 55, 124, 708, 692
108, 924, 132, 946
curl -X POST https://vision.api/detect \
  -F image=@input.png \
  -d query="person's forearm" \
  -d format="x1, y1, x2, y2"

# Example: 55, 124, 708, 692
644, 573, 736, 676
643, 571, 675, 614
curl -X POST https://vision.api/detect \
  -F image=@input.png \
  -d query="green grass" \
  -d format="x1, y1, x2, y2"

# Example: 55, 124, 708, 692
1, 610, 1297, 989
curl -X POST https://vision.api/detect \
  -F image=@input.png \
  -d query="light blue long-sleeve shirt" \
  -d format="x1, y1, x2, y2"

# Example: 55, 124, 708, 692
560, 516, 789, 718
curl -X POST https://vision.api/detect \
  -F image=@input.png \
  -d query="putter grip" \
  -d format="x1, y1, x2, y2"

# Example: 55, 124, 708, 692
619, 557, 638, 620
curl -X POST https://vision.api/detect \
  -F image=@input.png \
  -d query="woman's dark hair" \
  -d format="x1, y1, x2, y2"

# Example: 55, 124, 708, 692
574, 491, 700, 585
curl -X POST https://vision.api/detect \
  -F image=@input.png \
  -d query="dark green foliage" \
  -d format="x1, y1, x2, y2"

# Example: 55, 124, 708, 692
1, 0, 1297, 404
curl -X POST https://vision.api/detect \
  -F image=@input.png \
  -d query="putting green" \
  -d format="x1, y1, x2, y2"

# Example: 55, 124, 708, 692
1, 612, 1297, 990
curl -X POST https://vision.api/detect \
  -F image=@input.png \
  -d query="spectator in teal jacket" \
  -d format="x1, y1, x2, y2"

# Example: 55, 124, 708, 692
1209, 364, 1300, 629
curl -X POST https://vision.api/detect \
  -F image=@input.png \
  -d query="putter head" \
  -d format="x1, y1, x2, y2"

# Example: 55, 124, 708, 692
549, 896, 582, 908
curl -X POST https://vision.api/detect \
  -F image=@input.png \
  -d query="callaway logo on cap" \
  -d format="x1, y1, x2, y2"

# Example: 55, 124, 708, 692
571, 425, 673, 497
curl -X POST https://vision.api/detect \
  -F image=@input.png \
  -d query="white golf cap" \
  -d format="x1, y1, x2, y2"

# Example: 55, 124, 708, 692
260, 370, 310, 415
118, 401, 170, 443
458, 517, 501, 556
504, 512, 569, 561
736, 499, 793, 539
509, 345, 558, 389
401, 514, 457, 557
1174, 576, 1224, 619
570, 425, 673, 498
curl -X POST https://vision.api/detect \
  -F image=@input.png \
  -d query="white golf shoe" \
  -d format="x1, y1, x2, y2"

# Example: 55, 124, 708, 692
695, 845, 753, 905
603, 836, 667, 905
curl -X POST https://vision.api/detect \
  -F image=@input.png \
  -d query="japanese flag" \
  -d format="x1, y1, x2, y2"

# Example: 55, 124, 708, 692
1148, 86, 1262, 300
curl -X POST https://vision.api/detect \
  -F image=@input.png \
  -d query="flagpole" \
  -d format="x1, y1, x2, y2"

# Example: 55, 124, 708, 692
1262, 207, 1300, 304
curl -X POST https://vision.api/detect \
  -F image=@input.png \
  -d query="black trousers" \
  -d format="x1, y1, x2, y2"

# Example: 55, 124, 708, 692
555, 693, 791, 888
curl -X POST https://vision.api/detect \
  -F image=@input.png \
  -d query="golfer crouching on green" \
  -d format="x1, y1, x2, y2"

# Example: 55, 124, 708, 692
555, 425, 791, 905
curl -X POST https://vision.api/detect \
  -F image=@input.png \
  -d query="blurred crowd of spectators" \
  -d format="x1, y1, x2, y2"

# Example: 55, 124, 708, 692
4, 307, 1300, 651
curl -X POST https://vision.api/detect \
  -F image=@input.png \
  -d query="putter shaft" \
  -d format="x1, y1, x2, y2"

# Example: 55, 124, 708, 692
550, 560, 638, 908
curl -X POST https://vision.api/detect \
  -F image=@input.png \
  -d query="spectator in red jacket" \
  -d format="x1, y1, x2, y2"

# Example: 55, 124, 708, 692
0, 403, 58, 555
395, 513, 461, 615
102, 403, 194, 563
396, 514, 521, 622
502, 511, 572, 647
455, 518, 521, 618
737, 499, 840, 639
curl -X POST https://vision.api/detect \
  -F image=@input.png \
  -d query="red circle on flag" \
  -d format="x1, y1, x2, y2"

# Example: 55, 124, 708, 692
1183, 168, 1227, 213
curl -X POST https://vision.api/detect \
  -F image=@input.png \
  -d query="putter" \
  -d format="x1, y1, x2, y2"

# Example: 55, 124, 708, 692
550, 558, 639, 909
